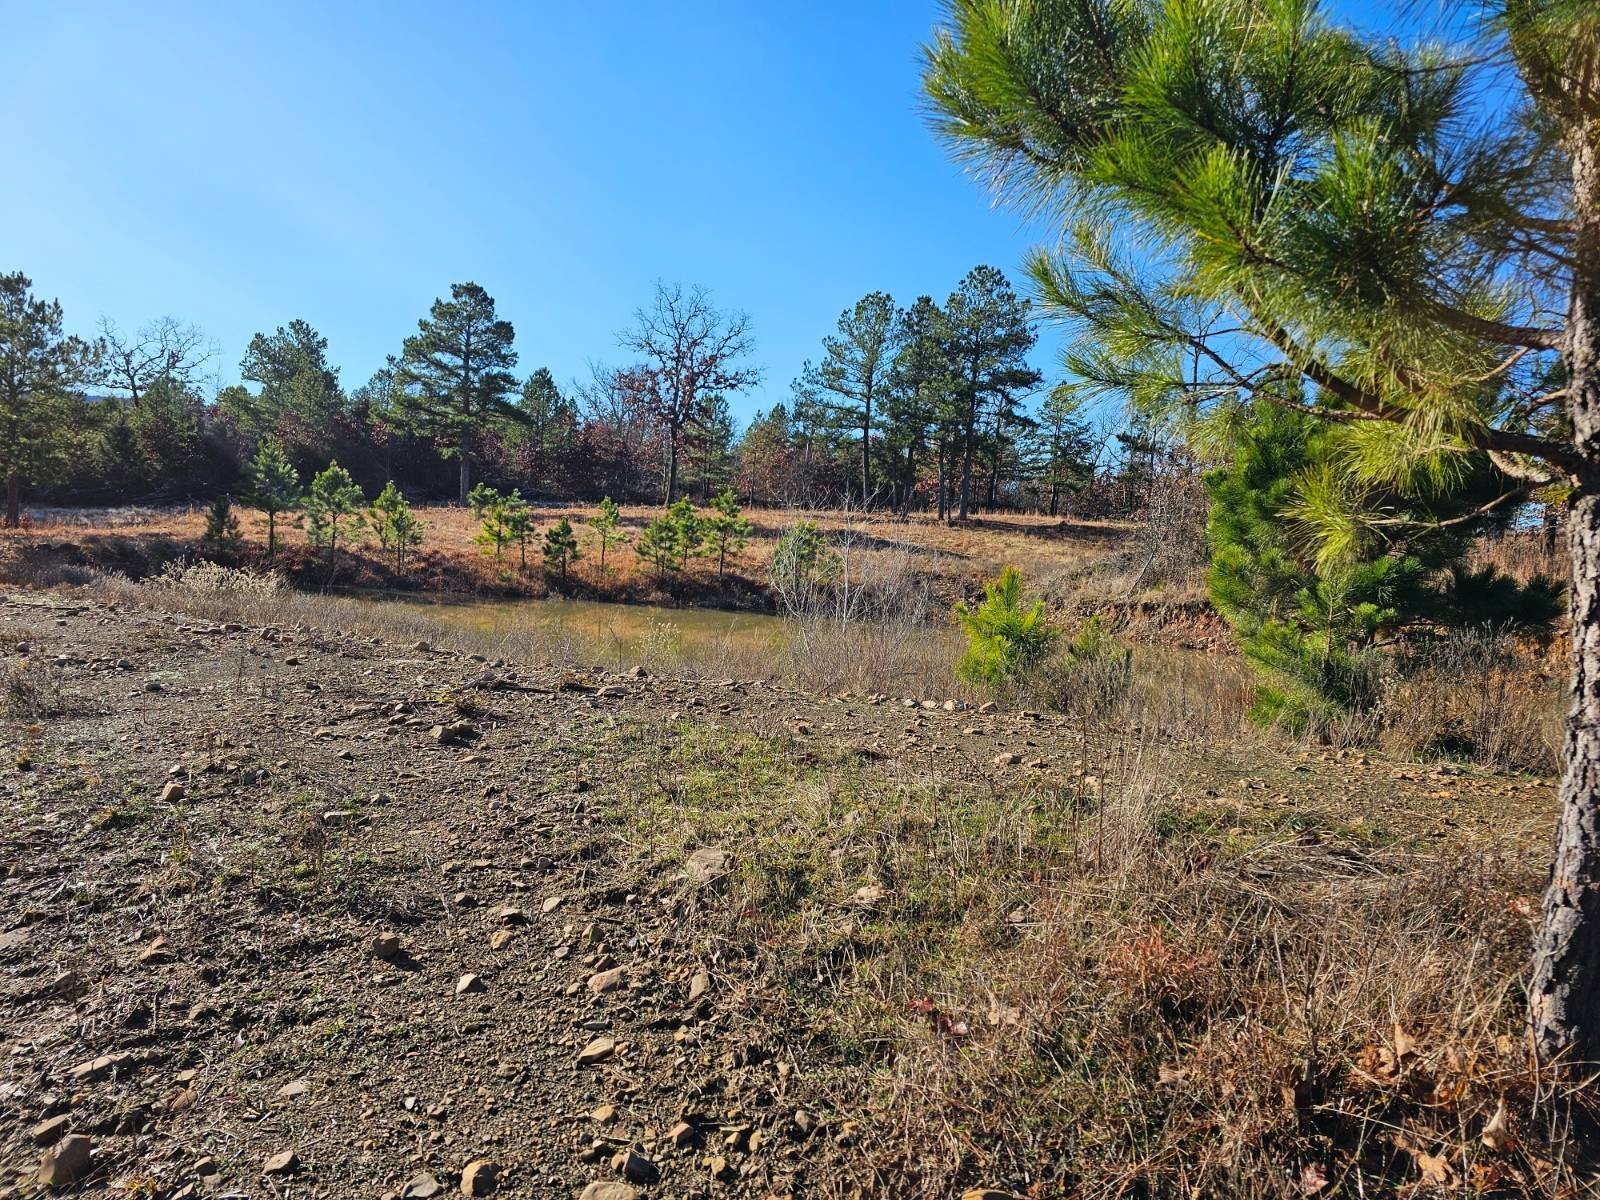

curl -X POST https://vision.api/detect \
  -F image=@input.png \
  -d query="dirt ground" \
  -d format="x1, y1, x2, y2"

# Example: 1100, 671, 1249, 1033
0, 590, 1566, 1198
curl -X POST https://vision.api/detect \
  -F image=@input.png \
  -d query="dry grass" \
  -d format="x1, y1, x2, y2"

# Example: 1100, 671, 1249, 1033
1, 502, 1128, 602
604, 720, 1587, 1199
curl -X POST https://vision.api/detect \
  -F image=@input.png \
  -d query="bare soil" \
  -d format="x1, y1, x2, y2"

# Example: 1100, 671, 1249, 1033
0, 591, 1570, 1198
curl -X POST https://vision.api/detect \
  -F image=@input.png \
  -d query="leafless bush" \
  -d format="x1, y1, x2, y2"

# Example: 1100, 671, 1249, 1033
0, 660, 65, 719
1378, 628, 1560, 773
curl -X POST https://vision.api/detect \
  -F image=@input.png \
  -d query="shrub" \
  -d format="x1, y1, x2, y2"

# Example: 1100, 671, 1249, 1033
954, 565, 1057, 688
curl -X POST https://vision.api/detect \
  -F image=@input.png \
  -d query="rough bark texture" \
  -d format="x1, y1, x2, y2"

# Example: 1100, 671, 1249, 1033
1531, 125, 1600, 1066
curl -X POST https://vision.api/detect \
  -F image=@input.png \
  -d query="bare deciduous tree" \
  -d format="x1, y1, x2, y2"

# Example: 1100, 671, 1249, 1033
620, 282, 759, 504
95, 316, 213, 404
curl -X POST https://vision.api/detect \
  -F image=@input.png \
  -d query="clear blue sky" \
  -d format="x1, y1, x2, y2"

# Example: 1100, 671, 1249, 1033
2, 0, 1425, 425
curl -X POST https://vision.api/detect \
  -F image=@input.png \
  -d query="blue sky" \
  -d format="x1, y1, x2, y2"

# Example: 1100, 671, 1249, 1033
3, 0, 1431, 426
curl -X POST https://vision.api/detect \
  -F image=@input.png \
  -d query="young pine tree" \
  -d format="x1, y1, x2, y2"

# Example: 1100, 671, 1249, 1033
245, 438, 301, 561
543, 516, 580, 581
201, 493, 243, 553
954, 565, 1057, 688
666, 497, 702, 571
701, 488, 752, 578
304, 461, 365, 565
1206, 402, 1560, 731
368, 481, 424, 572
470, 486, 513, 561
588, 496, 630, 578
636, 515, 681, 581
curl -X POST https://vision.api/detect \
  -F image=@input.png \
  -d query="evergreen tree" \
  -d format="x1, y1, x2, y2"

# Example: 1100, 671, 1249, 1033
542, 516, 580, 581
954, 565, 1057, 687
588, 496, 629, 577
469, 485, 515, 561
701, 488, 752, 578
942, 267, 1041, 520
1208, 402, 1559, 730
504, 492, 536, 568
806, 291, 898, 505
507, 368, 579, 493
667, 497, 703, 570
245, 437, 301, 561
0, 273, 95, 526
201, 493, 242, 552
368, 481, 424, 572
1034, 385, 1095, 516
304, 461, 365, 565
636, 513, 681, 580
885, 296, 957, 514
396, 283, 523, 504
226, 319, 344, 463
922, 0, 1600, 1060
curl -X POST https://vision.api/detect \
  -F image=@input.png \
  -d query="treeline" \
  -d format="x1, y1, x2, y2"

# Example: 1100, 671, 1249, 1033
0, 267, 1103, 525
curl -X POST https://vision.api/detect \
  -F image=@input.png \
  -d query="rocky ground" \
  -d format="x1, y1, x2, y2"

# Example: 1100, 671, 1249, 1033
0, 591, 1564, 1198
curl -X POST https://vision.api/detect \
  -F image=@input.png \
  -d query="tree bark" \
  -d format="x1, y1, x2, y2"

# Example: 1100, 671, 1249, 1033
4, 475, 17, 529
1531, 128, 1600, 1067
458, 436, 472, 506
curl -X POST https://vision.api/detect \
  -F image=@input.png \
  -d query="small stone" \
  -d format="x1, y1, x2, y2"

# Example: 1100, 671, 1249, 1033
38, 1133, 92, 1188
370, 932, 403, 961
402, 1173, 443, 1198
685, 847, 731, 884
610, 1149, 657, 1184
577, 1036, 616, 1065
460, 1159, 498, 1195
978, 701, 997, 714
590, 1104, 617, 1124
139, 936, 174, 964
687, 968, 711, 1002
489, 929, 514, 951
276, 1079, 309, 1100
455, 973, 486, 996
160, 781, 185, 803
667, 1120, 695, 1147
587, 966, 626, 995
493, 904, 527, 925
262, 1149, 299, 1176
541, 895, 564, 914
30, 1114, 70, 1145
579, 1185, 637, 1200
993, 752, 1022, 767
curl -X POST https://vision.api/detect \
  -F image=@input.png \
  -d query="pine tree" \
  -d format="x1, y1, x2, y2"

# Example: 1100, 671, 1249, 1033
1208, 401, 1559, 730
201, 493, 242, 552
395, 283, 523, 504
954, 565, 1057, 687
0, 273, 94, 526
244, 437, 301, 561
922, 0, 1600, 1061
542, 516, 580, 581
588, 496, 629, 577
368, 481, 424, 572
667, 497, 702, 571
469, 485, 514, 561
636, 514, 681, 581
941, 267, 1042, 520
805, 291, 898, 506
885, 296, 958, 514
701, 488, 752, 578
304, 461, 365, 565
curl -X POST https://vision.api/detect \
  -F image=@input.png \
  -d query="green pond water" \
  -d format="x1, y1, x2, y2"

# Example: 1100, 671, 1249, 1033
394, 596, 791, 662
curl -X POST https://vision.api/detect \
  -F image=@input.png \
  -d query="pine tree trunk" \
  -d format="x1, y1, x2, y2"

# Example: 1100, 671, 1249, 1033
1531, 130, 1600, 1067
958, 396, 976, 521
458, 441, 471, 506
936, 442, 947, 521
4, 475, 18, 529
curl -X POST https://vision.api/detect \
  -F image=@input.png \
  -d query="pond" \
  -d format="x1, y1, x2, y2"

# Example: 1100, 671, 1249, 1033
393, 596, 791, 666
